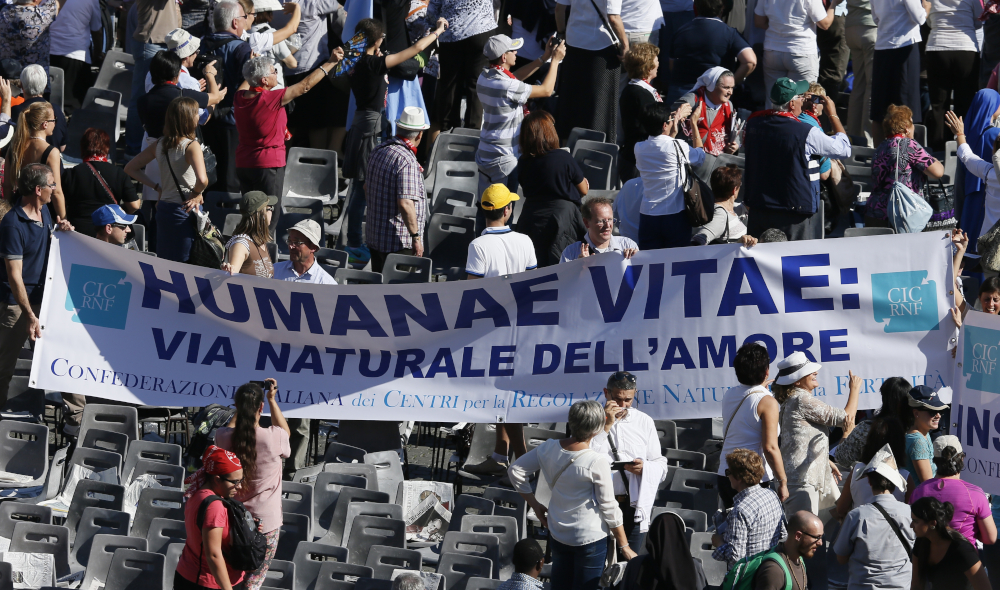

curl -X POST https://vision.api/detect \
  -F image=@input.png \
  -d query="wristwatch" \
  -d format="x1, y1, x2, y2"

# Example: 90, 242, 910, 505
410, 232, 420, 238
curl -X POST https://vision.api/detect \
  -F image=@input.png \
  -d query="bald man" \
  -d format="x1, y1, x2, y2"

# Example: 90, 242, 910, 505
754, 511, 823, 590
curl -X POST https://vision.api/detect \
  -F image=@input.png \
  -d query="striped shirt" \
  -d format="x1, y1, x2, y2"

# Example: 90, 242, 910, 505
365, 138, 427, 253
476, 67, 532, 178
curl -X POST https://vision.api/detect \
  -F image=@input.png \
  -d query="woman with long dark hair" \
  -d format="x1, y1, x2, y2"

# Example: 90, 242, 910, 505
911, 497, 992, 590
215, 379, 290, 590
834, 376, 911, 468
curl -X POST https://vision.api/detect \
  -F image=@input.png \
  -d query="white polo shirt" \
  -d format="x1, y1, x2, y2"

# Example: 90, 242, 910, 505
273, 260, 338, 284
465, 227, 538, 278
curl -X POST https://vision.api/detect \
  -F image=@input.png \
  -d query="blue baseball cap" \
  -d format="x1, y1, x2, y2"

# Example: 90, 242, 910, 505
91, 204, 138, 228
907, 385, 948, 412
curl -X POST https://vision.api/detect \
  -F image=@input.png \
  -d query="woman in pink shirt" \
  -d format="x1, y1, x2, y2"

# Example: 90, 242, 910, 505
215, 379, 291, 590
177, 446, 245, 590
910, 435, 997, 547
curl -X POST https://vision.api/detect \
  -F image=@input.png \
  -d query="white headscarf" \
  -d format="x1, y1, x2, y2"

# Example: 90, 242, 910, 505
691, 67, 731, 94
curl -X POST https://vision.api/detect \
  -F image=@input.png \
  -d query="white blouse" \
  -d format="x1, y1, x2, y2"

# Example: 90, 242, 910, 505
508, 439, 623, 547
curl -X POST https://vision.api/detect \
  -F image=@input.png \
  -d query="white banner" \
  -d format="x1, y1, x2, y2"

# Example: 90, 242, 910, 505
952, 310, 1000, 495
32, 231, 958, 422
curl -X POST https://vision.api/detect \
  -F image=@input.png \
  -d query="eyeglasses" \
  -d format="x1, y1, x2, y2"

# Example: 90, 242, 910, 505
43, 183, 56, 189
801, 531, 823, 543
266, 206, 275, 212
44, 119, 56, 123
220, 475, 243, 485
238, 12, 248, 19
286, 240, 308, 247
594, 218, 615, 228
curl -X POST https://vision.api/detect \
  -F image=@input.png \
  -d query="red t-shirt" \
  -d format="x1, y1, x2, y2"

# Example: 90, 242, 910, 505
234, 88, 288, 169
177, 488, 246, 589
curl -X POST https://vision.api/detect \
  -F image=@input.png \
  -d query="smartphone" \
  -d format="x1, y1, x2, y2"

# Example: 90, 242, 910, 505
249, 380, 267, 389
810, 95, 825, 105
611, 460, 636, 469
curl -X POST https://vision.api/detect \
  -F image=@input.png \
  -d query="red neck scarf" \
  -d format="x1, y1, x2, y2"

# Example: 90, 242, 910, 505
251, 87, 267, 94
84, 155, 110, 163
802, 111, 821, 125
183, 445, 242, 499
492, 64, 517, 79
889, 133, 906, 140
162, 80, 177, 86
694, 88, 734, 156
400, 137, 419, 155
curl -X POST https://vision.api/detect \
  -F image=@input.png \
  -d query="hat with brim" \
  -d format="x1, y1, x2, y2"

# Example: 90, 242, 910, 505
770, 77, 810, 106
240, 191, 279, 215
483, 34, 524, 60
289, 219, 322, 248
480, 183, 519, 210
397, 106, 430, 131
907, 385, 948, 411
774, 351, 822, 385
91, 204, 138, 228
165, 28, 201, 59
860, 443, 907, 493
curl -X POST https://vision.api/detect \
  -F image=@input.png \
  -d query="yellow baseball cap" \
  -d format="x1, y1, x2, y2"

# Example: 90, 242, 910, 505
480, 184, 520, 210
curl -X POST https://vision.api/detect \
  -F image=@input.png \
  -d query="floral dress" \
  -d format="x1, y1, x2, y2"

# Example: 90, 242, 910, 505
0, 0, 58, 72
866, 136, 936, 222
779, 388, 847, 511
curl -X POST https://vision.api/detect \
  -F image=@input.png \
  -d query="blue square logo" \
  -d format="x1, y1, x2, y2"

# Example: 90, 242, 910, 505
64, 264, 132, 330
870, 270, 939, 333
962, 325, 1000, 394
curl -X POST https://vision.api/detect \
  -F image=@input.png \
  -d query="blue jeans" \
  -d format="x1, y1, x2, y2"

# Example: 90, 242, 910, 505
155, 201, 196, 263
549, 537, 607, 590
346, 181, 366, 248
127, 42, 166, 153
638, 211, 692, 250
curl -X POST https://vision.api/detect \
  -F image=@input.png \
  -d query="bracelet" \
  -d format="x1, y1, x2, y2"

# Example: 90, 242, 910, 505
318, 65, 330, 76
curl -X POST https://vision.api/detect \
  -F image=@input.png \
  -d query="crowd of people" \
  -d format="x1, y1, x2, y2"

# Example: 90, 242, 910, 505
0, 0, 998, 589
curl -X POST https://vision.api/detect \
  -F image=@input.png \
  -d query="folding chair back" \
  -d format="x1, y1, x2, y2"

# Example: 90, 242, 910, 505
342, 503, 404, 550
263, 558, 295, 589
3, 376, 44, 419
345, 516, 405, 565
131, 223, 147, 251
292, 542, 349, 590
691, 532, 728, 586
0, 503, 51, 539
315, 562, 373, 590
103, 549, 165, 590
669, 469, 721, 517
163, 543, 183, 589
322, 464, 379, 489
426, 213, 475, 280
80, 404, 139, 443
333, 269, 383, 285
9, 521, 71, 578
362, 451, 404, 499
130, 487, 184, 538
276, 512, 311, 561
81, 534, 147, 590
312, 471, 370, 539
145, 517, 187, 554
71, 507, 130, 569
429, 160, 478, 200
665, 449, 707, 471
447, 495, 495, 533
572, 140, 619, 188
440, 532, 500, 580
93, 50, 135, 118
316, 248, 349, 272
460, 515, 518, 579
436, 553, 492, 590
480, 487, 526, 540
364, 546, 421, 580
566, 128, 606, 153
381, 254, 432, 284
65, 480, 126, 538
0, 420, 48, 483
324, 441, 368, 464
122, 441, 182, 484
128, 460, 185, 488
338, 422, 404, 454
431, 187, 476, 215
322, 487, 390, 546
654, 420, 678, 451
282, 481, 314, 523
202, 192, 243, 230
573, 148, 614, 190
282, 196, 325, 218
49, 67, 65, 115
282, 148, 339, 201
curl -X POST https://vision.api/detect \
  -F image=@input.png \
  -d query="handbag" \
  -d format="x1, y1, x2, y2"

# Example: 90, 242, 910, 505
163, 142, 225, 269
886, 141, 933, 234
978, 217, 1000, 272
921, 178, 957, 231
674, 140, 715, 227
195, 127, 218, 188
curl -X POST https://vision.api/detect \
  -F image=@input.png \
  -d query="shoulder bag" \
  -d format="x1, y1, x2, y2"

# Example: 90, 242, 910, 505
870, 501, 912, 557
887, 140, 933, 233
674, 140, 715, 227
85, 162, 118, 205
585, 0, 623, 51
162, 142, 225, 269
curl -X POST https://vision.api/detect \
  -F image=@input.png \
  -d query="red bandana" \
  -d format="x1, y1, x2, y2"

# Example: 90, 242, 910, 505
183, 445, 242, 499
84, 155, 110, 163
162, 80, 177, 86
251, 87, 267, 94
400, 137, 419, 155
888, 133, 906, 140
802, 111, 821, 125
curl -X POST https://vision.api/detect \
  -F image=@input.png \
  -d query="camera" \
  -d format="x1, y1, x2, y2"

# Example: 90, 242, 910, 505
810, 94, 825, 105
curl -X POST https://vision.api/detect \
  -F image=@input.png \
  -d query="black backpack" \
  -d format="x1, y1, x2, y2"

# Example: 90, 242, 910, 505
197, 495, 267, 572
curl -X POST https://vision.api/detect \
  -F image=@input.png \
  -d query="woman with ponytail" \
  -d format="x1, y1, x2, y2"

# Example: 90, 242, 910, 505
910, 435, 997, 547
215, 378, 290, 590
911, 496, 992, 590
4, 102, 64, 218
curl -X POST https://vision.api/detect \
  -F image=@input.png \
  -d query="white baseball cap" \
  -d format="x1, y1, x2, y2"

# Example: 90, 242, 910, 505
289, 219, 322, 248
483, 34, 524, 60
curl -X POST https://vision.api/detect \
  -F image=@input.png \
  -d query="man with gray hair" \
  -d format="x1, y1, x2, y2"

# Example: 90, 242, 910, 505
391, 573, 423, 590
12, 65, 66, 151
200, 0, 253, 192
742, 77, 849, 241
0, 164, 73, 409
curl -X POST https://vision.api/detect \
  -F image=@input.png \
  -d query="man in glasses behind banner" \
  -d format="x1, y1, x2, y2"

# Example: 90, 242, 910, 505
559, 197, 639, 263
589, 371, 669, 550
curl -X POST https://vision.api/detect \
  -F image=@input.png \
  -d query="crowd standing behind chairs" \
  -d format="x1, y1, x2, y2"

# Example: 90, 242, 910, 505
2, 0, 1000, 588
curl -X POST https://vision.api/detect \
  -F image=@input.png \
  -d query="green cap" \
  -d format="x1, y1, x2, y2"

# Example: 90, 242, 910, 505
240, 191, 278, 215
769, 78, 810, 106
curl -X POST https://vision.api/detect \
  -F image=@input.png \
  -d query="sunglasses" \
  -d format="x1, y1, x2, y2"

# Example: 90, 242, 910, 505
220, 475, 243, 485
609, 371, 637, 386
111, 224, 130, 230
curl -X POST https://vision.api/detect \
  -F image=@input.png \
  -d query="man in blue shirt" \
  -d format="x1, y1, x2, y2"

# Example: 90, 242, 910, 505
0, 163, 74, 408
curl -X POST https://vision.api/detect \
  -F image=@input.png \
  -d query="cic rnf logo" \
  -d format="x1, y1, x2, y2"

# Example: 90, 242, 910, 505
65, 264, 132, 329
870, 270, 939, 333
